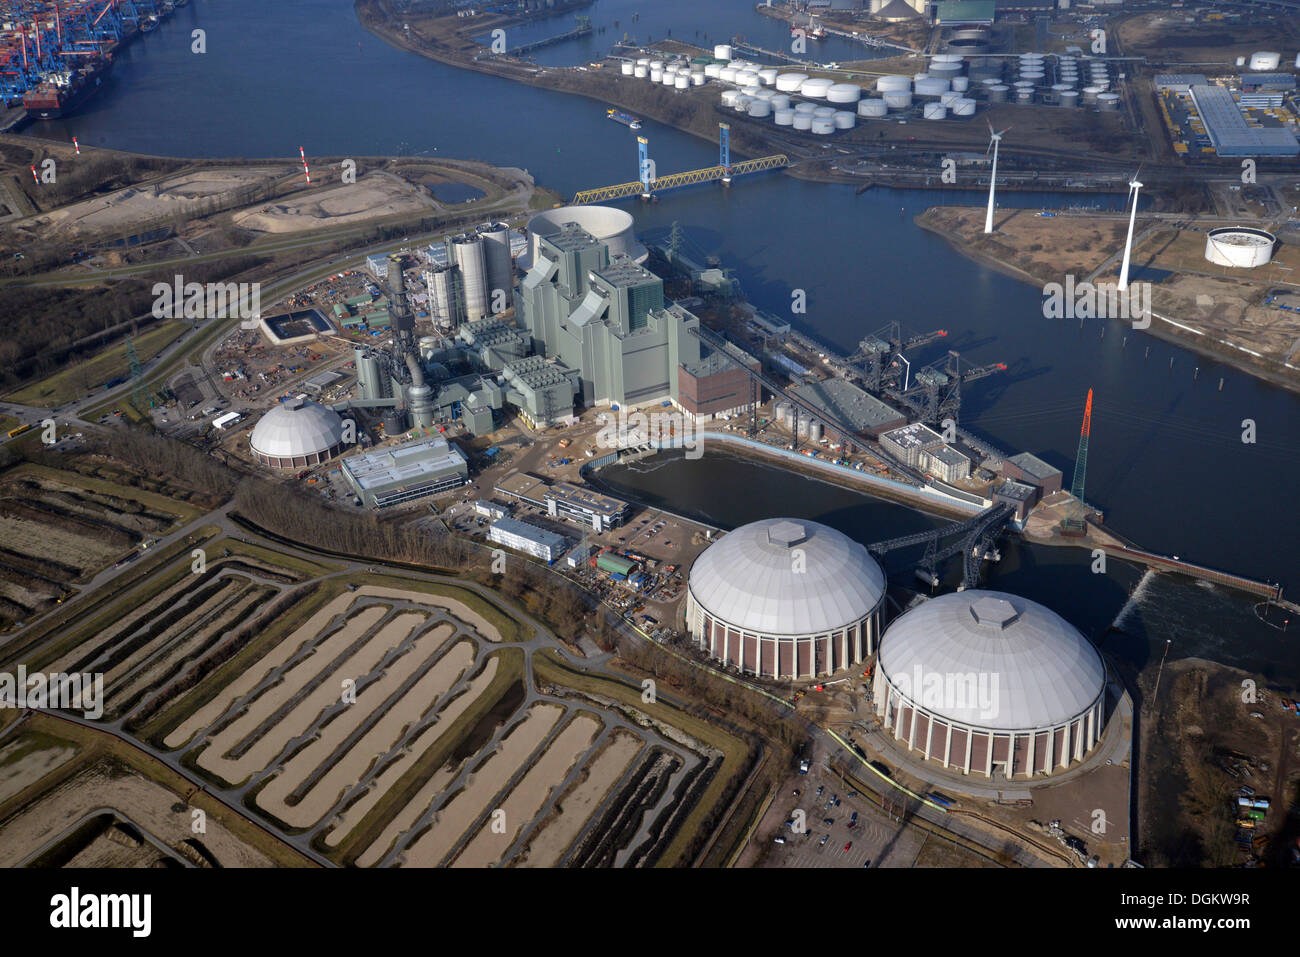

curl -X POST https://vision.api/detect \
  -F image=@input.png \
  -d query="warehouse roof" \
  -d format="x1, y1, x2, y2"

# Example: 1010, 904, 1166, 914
1005, 452, 1062, 481
792, 379, 905, 432
1190, 84, 1299, 156
340, 436, 467, 491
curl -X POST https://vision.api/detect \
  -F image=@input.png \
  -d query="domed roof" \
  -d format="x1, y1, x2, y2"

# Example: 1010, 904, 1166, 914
250, 398, 345, 460
878, 590, 1105, 730
689, 518, 885, 636
523, 205, 648, 269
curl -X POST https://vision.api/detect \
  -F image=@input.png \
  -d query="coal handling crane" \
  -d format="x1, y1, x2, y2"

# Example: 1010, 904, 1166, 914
848, 321, 947, 393
884, 350, 1006, 427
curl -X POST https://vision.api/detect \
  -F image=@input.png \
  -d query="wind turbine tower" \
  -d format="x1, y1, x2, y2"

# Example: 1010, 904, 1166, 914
1117, 172, 1143, 291
984, 123, 1009, 234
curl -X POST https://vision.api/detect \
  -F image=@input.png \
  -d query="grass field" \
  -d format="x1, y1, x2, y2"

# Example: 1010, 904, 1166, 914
4, 320, 188, 408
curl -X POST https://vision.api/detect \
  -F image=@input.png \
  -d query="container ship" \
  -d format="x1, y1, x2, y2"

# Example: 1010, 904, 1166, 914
607, 108, 642, 130
23, 56, 112, 120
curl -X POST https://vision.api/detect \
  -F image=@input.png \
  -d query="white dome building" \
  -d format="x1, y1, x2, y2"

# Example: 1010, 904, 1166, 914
686, 518, 886, 679
249, 397, 347, 469
873, 591, 1107, 779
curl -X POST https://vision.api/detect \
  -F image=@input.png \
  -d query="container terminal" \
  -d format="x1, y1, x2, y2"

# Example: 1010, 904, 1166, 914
0, 0, 187, 128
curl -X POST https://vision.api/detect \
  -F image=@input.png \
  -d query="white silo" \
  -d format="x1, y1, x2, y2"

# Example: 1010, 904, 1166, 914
811, 118, 835, 135
720, 67, 739, 83
748, 99, 772, 117
650, 68, 663, 82
940, 91, 962, 108
774, 108, 795, 126
451, 233, 489, 322
720, 89, 741, 107
858, 98, 888, 118
758, 68, 779, 86
714, 44, 732, 60
876, 75, 911, 93
809, 421, 824, 442
776, 72, 809, 91
827, 83, 863, 103
833, 111, 856, 129
477, 222, 513, 308
952, 76, 970, 92
923, 102, 947, 120
705, 62, 723, 78
952, 98, 976, 116
770, 94, 791, 110
736, 70, 759, 86
794, 101, 818, 114
634, 65, 647, 78
800, 77, 834, 98
883, 91, 913, 109
813, 105, 836, 118
621, 61, 634, 76
793, 113, 813, 130
675, 75, 690, 89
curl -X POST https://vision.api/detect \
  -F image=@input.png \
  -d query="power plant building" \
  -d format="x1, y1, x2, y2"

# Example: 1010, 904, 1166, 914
516, 221, 705, 409
677, 341, 760, 421
879, 422, 945, 466
1001, 452, 1063, 493
873, 591, 1107, 779
685, 518, 886, 679
340, 436, 469, 508
792, 379, 907, 441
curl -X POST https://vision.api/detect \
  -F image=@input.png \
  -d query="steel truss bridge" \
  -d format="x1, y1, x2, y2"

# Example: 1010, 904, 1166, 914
572, 154, 788, 205
868, 502, 1015, 590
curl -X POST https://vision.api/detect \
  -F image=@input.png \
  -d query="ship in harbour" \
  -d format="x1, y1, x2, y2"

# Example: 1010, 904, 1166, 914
607, 108, 642, 130
23, 56, 113, 120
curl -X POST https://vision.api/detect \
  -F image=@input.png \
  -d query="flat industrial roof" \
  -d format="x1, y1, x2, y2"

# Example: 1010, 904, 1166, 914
1006, 451, 1062, 480
341, 436, 466, 491
792, 378, 905, 432
489, 516, 567, 550
1190, 84, 1299, 156
881, 422, 944, 449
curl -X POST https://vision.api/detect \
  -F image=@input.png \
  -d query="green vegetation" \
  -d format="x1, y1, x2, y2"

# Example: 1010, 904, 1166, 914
5, 320, 187, 407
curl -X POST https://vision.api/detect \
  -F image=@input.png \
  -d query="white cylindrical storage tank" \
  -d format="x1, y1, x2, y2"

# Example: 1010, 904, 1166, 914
794, 101, 818, 114
741, 84, 762, 96
634, 65, 647, 78
770, 93, 791, 110
923, 102, 947, 120
758, 68, 779, 86
1097, 92, 1120, 110
1204, 227, 1276, 267
913, 72, 931, 82
1058, 90, 1079, 108
982, 77, 1001, 87
800, 77, 834, 98
636, 57, 650, 67
952, 97, 976, 116
705, 62, 723, 78
940, 90, 962, 107
827, 83, 862, 103
734, 95, 753, 112
774, 107, 795, 126
692, 72, 705, 86
776, 72, 809, 92
621, 61, 634, 76
662, 71, 676, 86
754, 88, 776, 100
748, 99, 772, 117
719, 67, 738, 83
987, 84, 1008, 102
451, 233, 489, 322
720, 89, 740, 107
811, 117, 835, 135
952, 76, 970, 92
876, 75, 911, 93
833, 111, 856, 129
915, 78, 950, 97
1082, 86, 1100, 104
1249, 51, 1281, 71
736, 70, 759, 86
650, 68, 662, 82
813, 105, 836, 118
1020, 70, 1045, 83
792, 113, 813, 130
859, 98, 888, 117
1295, 53, 1300, 69
809, 421, 824, 442
675, 74, 690, 89
883, 90, 913, 109
714, 44, 732, 60
1052, 82, 1073, 93
1016, 88, 1035, 103
649, 59, 663, 71
931, 64, 963, 79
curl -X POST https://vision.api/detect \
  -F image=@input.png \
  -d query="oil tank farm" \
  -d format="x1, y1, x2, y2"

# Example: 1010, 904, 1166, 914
872, 591, 1107, 779
1204, 227, 1276, 268
249, 397, 348, 469
685, 518, 886, 679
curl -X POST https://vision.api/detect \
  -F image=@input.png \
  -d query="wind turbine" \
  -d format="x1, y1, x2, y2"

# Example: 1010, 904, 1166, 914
1117, 168, 1143, 292
983, 122, 1010, 234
